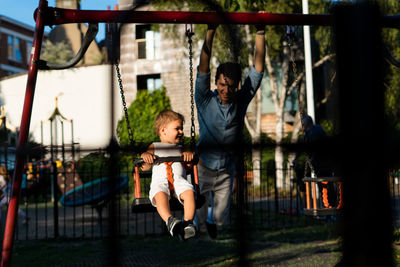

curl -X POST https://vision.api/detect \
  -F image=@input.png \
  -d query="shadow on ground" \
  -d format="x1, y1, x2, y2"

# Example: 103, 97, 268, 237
11, 223, 344, 267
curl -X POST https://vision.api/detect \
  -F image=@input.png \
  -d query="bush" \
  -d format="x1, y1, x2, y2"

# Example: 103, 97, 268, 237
76, 151, 110, 183
116, 87, 171, 154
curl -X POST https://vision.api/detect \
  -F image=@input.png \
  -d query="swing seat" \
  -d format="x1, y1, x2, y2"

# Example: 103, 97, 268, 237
303, 176, 344, 216
131, 196, 192, 213
131, 156, 205, 213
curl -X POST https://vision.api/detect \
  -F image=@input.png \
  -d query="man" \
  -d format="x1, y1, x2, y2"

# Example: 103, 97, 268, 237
299, 115, 339, 208
195, 24, 265, 238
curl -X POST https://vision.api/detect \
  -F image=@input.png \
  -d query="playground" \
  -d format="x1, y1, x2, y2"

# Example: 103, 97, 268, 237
0, 0, 400, 266
1, 165, 400, 267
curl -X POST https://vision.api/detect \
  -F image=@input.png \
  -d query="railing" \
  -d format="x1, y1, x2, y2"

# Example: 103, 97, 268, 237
0, 160, 307, 240
1, 159, 399, 240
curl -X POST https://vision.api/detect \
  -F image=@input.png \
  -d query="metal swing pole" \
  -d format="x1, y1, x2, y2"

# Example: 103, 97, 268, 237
1, 0, 47, 266
34, 7, 400, 28
302, 0, 315, 121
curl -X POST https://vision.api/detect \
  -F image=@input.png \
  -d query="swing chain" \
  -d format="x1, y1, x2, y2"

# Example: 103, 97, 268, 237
116, 62, 135, 148
287, 26, 303, 118
286, 26, 316, 178
186, 24, 196, 150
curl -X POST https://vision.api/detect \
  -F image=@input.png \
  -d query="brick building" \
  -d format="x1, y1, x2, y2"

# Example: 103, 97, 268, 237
117, 0, 298, 139
118, 0, 197, 136
0, 15, 38, 79
48, 0, 103, 66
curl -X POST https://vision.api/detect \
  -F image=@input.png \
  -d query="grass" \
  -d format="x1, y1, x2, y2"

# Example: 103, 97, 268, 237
10, 221, 343, 267
9, 215, 400, 266
12, 238, 104, 266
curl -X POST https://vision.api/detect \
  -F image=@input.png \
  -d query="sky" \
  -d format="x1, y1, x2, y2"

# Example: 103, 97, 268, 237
1, 0, 119, 41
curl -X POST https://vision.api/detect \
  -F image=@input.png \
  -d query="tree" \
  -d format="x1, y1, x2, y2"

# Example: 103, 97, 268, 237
256, 0, 334, 188
40, 40, 74, 63
152, 0, 265, 185
151, 0, 337, 188
116, 87, 171, 152
379, 0, 400, 127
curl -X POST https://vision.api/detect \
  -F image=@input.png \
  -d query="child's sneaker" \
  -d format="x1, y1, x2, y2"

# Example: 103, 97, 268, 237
166, 216, 182, 237
182, 220, 196, 240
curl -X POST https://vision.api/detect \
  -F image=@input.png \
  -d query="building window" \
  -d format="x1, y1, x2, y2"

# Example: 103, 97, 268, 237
137, 74, 162, 92
7, 35, 22, 62
26, 41, 32, 64
136, 24, 160, 60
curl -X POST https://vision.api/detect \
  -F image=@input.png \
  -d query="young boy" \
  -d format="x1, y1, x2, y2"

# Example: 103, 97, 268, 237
141, 109, 196, 240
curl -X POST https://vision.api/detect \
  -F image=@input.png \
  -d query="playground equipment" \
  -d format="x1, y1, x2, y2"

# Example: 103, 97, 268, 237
303, 176, 343, 216
59, 173, 128, 222
2, 1, 400, 266
286, 28, 345, 216
41, 97, 79, 201
115, 20, 199, 213
131, 156, 204, 213
59, 175, 128, 207
41, 97, 78, 165
54, 160, 128, 225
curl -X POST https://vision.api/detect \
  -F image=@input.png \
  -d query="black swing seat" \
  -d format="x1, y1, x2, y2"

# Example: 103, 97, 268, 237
131, 156, 205, 213
303, 207, 343, 217
131, 196, 188, 213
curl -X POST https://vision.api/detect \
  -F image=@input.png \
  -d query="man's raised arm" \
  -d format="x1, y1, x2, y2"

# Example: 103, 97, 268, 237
198, 25, 217, 74
254, 24, 265, 73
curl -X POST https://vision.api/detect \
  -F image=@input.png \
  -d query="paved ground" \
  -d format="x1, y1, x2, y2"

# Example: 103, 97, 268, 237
1, 196, 307, 240
1, 203, 173, 240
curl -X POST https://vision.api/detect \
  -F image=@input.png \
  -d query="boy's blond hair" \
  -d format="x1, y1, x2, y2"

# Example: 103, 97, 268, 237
154, 110, 184, 136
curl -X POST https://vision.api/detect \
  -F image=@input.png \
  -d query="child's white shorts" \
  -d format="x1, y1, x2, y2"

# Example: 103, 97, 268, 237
149, 163, 194, 207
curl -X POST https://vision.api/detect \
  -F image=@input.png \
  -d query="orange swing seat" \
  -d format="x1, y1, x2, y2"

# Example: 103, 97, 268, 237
131, 156, 205, 213
303, 176, 344, 216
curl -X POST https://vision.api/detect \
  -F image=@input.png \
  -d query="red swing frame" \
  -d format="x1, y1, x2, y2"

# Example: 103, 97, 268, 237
2, 0, 400, 265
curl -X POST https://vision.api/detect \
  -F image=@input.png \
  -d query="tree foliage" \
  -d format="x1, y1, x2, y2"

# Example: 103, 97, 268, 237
151, 0, 400, 126
150, 0, 334, 187
151, 0, 333, 78
379, 0, 400, 127
116, 87, 171, 152
40, 40, 74, 63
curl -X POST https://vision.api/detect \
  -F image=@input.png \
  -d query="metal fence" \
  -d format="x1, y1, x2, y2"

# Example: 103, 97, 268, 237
0, 158, 399, 241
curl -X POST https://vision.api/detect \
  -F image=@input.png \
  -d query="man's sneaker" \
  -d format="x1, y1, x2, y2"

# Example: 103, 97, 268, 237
182, 220, 196, 240
166, 216, 182, 237
205, 222, 217, 239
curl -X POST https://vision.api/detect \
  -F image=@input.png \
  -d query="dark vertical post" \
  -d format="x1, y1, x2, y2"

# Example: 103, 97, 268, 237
50, 122, 54, 202
61, 121, 65, 163
1, 1, 48, 266
71, 120, 75, 162
106, 20, 120, 267
334, 3, 393, 266
54, 119, 58, 161
52, 161, 59, 238
236, 151, 248, 266
40, 121, 43, 148
3, 116, 8, 172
